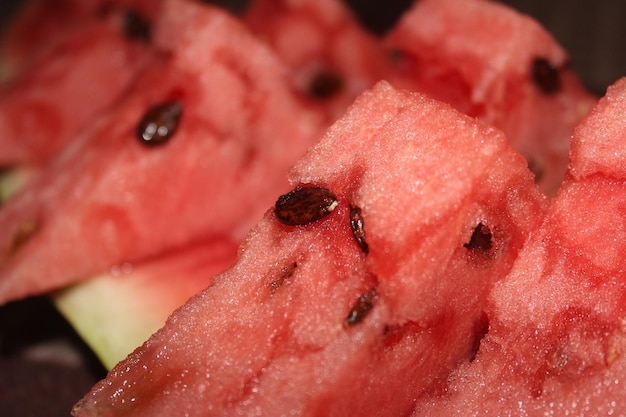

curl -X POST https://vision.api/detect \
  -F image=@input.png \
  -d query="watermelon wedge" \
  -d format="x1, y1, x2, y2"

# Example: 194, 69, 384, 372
0, 0, 323, 305
71, 81, 547, 417
0, 0, 158, 82
243, 0, 396, 122
385, 0, 597, 194
0, 8, 153, 165
410, 78, 626, 416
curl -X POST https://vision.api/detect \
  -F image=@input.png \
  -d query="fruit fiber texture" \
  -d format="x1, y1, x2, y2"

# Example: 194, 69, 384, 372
0, 0, 323, 305
410, 78, 626, 416
72, 82, 547, 417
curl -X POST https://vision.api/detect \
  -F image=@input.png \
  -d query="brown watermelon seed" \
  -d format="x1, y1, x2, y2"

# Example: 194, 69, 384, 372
308, 70, 344, 99
531, 57, 561, 94
122, 8, 151, 43
349, 205, 369, 254
464, 223, 493, 252
274, 186, 338, 226
270, 262, 298, 295
10, 220, 38, 253
344, 287, 378, 327
136, 101, 183, 146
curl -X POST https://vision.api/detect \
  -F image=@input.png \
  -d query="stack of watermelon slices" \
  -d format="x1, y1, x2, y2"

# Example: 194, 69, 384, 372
0, 0, 597, 368
1, 0, 625, 415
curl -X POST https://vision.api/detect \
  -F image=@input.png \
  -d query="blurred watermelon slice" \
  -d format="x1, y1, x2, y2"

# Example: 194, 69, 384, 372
0, 0, 158, 81
71, 81, 547, 417
385, 0, 597, 194
0, 0, 159, 166
244, 0, 396, 122
0, 0, 324, 305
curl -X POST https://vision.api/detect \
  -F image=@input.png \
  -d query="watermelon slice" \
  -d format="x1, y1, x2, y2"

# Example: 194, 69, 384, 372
71, 81, 547, 416
0, 0, 158, 83
0, 0, 323, 305
0, 7, 153, 165
410, 78, 626, 416
384, 0, 597, 194
243, 0, 396, 122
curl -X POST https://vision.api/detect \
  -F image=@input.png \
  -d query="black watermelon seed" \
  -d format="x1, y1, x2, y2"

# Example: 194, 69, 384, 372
136, 101, 183, 146
344, 287, 378, 327
349, 205, 369, 254
464, 223, 493, 252
274, 186, 338, 226
308, 70, 344, 99
122, 9, 151, 43
531, 57, 561, 94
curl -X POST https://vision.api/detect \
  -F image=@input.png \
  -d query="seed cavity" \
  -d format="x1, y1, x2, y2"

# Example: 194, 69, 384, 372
464, 222, 493, 252
274, 186, 338, 226
531, 57, 561, 94
527, 158, 545, 184
122, 8, 151, 43
469, 311, 490, 362
270, 262, 298, 295
308, 70, 343, 99
344, 287, 378, 327
349, 205, 369, 254
10, 220, 38, 253
136, 101, 183, 146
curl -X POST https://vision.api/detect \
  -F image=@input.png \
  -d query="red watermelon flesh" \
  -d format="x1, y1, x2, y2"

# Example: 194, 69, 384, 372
0, 10, 153, 166
385, 0, 597, 194
0, 0, 158, 82
409, 79, 626, 416
71, 82, 547, 417
243, 0, 396, 122
569, 78, 626, 180
0, 0, 323, 305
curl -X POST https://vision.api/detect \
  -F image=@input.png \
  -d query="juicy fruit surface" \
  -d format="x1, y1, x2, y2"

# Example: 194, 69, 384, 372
0, 0, 322, 304
72, 82, 547, 417
410, 79, 626, 416
385, 0, 597, 194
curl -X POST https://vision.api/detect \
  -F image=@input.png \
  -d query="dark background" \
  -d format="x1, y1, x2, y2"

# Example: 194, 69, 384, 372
0, 1, 624, 416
